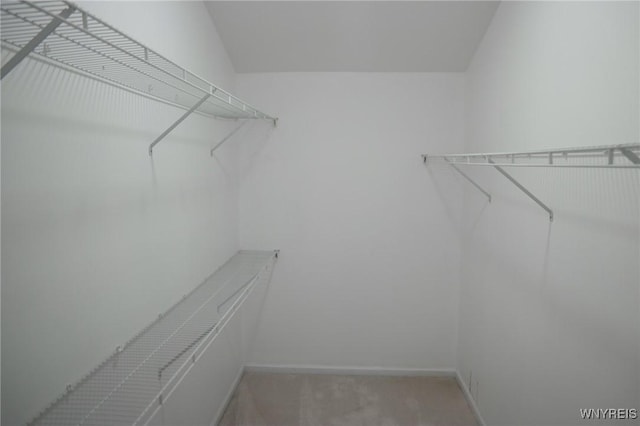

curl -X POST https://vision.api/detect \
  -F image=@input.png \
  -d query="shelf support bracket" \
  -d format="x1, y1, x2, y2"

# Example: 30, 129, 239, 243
446, 160, 492, 202
210, 120, 248, 156
488, 158, 554, 221
149, 93, 211, 156
423, 155, 492, 202
1, 5, 76, 79
619, 147, 640, 164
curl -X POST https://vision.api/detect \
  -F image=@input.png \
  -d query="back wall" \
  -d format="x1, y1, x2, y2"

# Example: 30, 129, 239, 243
236, 73, 465, 370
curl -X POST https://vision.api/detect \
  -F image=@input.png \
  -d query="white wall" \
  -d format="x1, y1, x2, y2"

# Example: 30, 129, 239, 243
236, 73, 465, 371
458, 2, 639, 425
4, 2, 638, 425
1, 2, 240, 424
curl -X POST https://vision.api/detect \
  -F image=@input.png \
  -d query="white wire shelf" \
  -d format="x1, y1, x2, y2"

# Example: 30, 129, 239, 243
423, 143, 640, 169
27, 250, 278, 426
0, 0, 277, 154
423, 144, 640, 222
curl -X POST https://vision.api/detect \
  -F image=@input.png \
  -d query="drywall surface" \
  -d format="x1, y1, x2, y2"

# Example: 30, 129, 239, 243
236, 73, 465, 370
1, 2, 241, 424
458, 2, 639, 425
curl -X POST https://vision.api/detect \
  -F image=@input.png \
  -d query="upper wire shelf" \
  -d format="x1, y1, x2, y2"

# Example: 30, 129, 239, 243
27, 250, 278, 426
423, 144, 640, 222
423, 143, 640, 169
0, 0, 276, 124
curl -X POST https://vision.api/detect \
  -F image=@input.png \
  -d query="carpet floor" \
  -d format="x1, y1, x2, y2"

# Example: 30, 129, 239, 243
218, 372, 479, 426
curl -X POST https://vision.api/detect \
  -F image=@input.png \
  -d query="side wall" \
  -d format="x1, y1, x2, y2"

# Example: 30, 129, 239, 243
458, 2, 639, 425
1, 2, 241, 424
236, 73, 465, 371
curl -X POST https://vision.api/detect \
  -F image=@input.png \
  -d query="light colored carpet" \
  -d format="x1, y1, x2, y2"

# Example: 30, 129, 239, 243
218, 372, 479, 426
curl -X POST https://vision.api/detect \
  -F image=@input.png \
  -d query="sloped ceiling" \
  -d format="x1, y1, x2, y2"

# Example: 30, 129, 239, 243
205, 1, 499, 72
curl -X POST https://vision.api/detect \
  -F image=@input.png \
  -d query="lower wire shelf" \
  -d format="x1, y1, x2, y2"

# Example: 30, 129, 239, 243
28, 250, 278, 426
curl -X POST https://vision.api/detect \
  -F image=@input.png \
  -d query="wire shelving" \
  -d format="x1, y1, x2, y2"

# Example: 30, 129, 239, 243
0, 0, 277, 155
27, 250, 278, 426
423, 143, 640, 221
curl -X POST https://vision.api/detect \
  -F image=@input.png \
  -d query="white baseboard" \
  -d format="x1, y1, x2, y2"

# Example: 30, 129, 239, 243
244, 363, 456, 377
455, 370, 487, 426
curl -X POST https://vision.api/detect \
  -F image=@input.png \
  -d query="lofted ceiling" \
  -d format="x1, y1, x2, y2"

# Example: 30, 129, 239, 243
204, 1, 500, 73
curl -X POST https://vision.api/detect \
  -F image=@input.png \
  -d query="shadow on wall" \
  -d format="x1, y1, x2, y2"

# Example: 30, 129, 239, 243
457, 161, 639, 425
425, 162, 489, 233
236, 119, 277, 182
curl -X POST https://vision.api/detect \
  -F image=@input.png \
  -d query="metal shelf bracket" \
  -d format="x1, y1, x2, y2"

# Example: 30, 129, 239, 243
620, 147, 640, 164
448, 160, 492, 203
149, 93, 212, 156
488, 158, 554, 221
423, 154, 492, 202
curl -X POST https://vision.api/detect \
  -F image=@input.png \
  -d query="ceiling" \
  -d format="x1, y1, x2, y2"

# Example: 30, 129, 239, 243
204, 1, 500, 73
